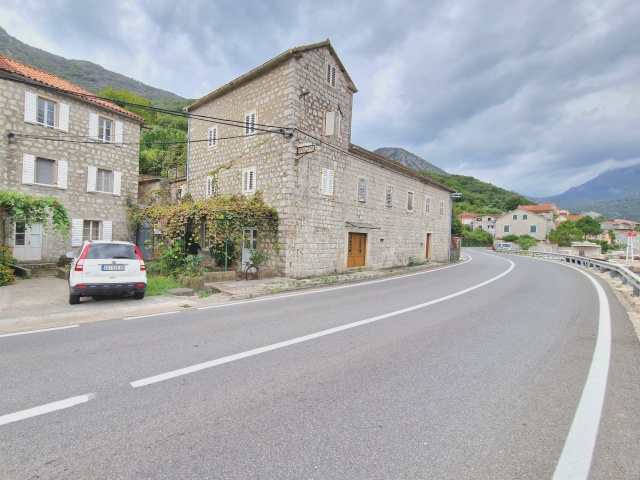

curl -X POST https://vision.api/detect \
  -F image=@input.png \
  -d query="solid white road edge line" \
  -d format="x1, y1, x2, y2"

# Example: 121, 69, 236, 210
130, 256, 514, 388
0, 325, 79, 338
0, 393, 94, 426
123, 311, 177, 321
197, 253, 473, 311
551, 265, 611, 480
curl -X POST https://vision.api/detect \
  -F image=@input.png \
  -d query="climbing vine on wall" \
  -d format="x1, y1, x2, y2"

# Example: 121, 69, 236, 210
0, 191, 71, 245
129, 191, 279, 256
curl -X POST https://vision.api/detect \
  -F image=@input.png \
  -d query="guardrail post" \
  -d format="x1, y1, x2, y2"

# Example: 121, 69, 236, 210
634, 285, 639, 297
610, 270, 617, 279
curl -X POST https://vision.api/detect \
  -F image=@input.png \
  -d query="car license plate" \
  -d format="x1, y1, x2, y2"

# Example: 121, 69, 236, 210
101, 264, 125, 271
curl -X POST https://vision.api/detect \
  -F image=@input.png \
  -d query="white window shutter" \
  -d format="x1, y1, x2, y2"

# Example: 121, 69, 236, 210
89, 113, 99, 139
22, 154, 35, 184
87, 166, 97, 192
59, 103, 69, 132
113, 171, 122, 196
71, 219, 83, 246
324, 111, 335, 136
24, 92, 37, 123
249, 170, 255, 191
206, 176, 213, 198
242, 170, 249, 192
322, 168, 334, 196
57, 160, 68, 189
103, 221, 113, 241
358, 178, 367, 202
115, 121, 123, 146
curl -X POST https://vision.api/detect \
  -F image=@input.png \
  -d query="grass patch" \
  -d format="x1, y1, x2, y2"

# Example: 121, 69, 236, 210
146, 275, 184, 296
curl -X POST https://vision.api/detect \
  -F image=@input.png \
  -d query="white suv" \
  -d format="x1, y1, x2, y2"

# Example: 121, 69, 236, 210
67, 240, 147, 305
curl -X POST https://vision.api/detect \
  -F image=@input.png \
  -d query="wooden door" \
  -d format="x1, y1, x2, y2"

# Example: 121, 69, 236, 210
347, 233, 367, 267
425, 233, 431, 259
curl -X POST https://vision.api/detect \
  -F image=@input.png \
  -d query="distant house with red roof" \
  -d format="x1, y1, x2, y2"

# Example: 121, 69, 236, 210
0, 53, 145, 262
601, 219, 640, 246
519, 204, 558, 221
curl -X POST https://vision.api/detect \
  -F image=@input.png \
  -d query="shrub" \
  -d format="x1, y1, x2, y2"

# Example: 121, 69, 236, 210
515, 235, 538, 251
0, 246, 18, 266
183, 253, 205, 277
0, 264, 14, 286
209, 239, 238, 267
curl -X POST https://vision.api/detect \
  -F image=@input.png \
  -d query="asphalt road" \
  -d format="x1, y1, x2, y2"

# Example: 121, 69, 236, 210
1, 249, 639, 479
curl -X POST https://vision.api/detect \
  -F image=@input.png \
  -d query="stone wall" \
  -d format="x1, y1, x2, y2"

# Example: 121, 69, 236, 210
187, 45, 452, 278
0, 76, 141, 261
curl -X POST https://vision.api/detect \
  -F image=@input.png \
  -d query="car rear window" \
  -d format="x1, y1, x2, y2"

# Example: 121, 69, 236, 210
85, 244, 138, 260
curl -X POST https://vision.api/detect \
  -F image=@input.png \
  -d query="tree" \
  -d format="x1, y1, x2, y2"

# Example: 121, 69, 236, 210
547, 220, 583, 246
97, 86, 157, 124
576, 216, 603, 236
451, 217, 464, 237
504, 194, 533, 211
515, 234, 537, 250
0, 191, 71, 245
609, 229, 616, 242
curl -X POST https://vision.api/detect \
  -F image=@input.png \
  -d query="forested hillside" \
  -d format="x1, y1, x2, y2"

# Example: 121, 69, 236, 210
419, 171, 534, 215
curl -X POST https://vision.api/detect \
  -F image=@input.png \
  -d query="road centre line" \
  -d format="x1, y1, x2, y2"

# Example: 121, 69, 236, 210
0, 393, 94, 427
130, 255, 513, 388
196, 254, 473, 312
0, 325, 79, 338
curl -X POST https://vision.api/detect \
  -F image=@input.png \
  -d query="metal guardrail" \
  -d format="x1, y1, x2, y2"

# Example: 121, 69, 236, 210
499, 249, 640, 297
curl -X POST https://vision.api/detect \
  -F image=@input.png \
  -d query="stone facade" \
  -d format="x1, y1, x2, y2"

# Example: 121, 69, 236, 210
0, 59, 144, 262
186, 41, 453, 278
495, 208, 555, 240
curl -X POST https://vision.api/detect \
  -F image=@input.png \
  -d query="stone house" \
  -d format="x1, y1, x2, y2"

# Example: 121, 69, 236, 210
601, 219, 639, 246
457, 213, 499, 235
185, 40, 454, 278
519, 203, 558, 221
0, 54, 145, 262
495, 207, 555, 241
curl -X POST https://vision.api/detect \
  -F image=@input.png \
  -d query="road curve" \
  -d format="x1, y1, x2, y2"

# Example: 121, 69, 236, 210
1, 248, 639, 479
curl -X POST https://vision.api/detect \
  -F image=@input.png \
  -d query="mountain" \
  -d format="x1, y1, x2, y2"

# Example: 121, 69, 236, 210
0, 26, 190, 110
540, 164, 640, 221
374, 147, 448, 175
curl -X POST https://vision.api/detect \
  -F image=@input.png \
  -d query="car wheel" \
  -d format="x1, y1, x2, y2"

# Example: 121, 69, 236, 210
133, 292, 145, 300
69, 294, 80, 305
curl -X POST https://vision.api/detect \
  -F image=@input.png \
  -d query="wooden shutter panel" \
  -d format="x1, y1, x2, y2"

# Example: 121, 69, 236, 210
386, 186, 393, 207
57, 160, 68, 189
324, 111, 335, 136
115, 121, 123, 146
358, 179, 367, 202
22, 154, 35, 184
113, 171, 122, 196
59, 103, 69, 132
87, 166, 97, 192
71, 219, 83, 246
89, 113, 99, 139
102, 221, 113, 241
322, 168, 334, 196
24, 92, 37, 123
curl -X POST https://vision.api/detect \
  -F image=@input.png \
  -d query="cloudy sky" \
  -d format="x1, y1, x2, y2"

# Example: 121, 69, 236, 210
2, 0, 639, 196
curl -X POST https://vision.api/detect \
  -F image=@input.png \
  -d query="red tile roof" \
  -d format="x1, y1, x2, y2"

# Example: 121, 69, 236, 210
520, 203, 556, 213
563, 214, 583, 222
0, 54, 145, 123
457, 213, 478, 219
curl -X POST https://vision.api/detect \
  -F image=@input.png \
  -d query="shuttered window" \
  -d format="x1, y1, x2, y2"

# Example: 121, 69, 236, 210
24, 92, 69, 132
88, 166, 122, 195
321, 168, 334, 196
21, 154, 67, 189
326, 63, 336, 87
407, 192, 414, 211
440, 201, 445, 215
357, 178, 367, 202
425, 197, 431, 214
206, 175, 217, 198
244, 111, 256, 135
208, 126, 218, 147
385, 185, 393, 207
242, 167, 256, 194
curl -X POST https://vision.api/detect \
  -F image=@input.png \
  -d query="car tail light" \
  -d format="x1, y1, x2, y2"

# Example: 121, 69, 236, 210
134, 246, 146, 271
74, 244, 90, 271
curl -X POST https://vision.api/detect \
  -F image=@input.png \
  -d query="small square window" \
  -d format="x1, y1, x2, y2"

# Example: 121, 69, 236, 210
504, 225, 510, 233
37, 97, 56, 128
523, 214, 528, 220
35, 158, 56, 185
96, 169, 114, 193
98, 117, 113, 142
530, 225, 537, 233
513, 214, 518, 220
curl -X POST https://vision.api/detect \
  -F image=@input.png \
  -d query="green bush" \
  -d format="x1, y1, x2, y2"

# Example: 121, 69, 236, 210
515, 235, 538, 250
0, 264, 14, 286
0, 246, 18, 266
182, 253, 205, 277
209, 240, 238, 267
